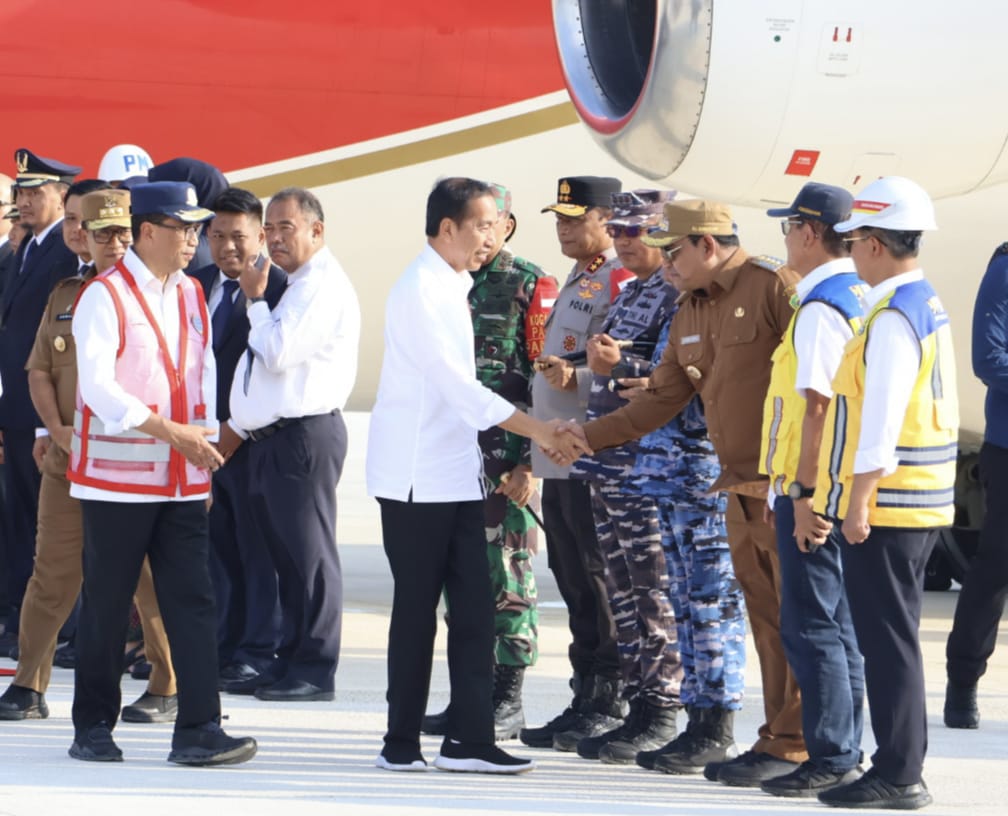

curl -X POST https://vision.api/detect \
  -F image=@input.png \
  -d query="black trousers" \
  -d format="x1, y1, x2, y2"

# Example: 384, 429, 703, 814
379, 497, 495, 751
246, 411, 346, 689
947, 441, 1008, 686
541, 478, 619, 679
842, 526, 936, 785
209, 440, 281, 670
73, 500, 219, 736
0, 428, 41, 631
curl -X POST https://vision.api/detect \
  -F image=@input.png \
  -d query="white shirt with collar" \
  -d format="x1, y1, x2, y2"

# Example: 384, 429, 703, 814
229, 245, 360, 434
29, 218, 61, 248
793, 258, 861, 400
854, 268, 926, 476
366, 243, 516, 503
70, 247, 218, 502
207, 268, 242, 314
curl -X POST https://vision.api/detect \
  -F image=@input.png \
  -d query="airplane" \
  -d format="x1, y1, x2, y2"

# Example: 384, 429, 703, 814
1, 0, 999, 572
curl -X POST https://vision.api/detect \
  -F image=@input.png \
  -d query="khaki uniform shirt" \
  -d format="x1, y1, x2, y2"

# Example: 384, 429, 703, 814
530, 248, 630, 478
584, 249, 796, 494
25, 267, 93, 477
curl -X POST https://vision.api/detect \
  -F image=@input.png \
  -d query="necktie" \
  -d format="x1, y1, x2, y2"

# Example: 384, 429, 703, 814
19, 238, 34, 275
211, 279, 240, 350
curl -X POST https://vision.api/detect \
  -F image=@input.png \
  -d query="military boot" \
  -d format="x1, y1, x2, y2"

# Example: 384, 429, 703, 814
598, 699, 679, 765
493, 664, 525, 741
552, 675, 626, 752
575, 697, 643, 760
519, 672, 586, 748
652, 706, 738, 775
636, 704, 703, 770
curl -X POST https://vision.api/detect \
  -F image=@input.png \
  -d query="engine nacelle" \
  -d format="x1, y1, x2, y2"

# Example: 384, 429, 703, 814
553, 0, 1008, 206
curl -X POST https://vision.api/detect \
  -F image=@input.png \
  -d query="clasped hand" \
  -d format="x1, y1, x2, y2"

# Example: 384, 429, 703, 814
537, 419, 592, 466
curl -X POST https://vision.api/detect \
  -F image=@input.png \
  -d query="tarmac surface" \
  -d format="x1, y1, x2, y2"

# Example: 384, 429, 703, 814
0, 412, 1005, 815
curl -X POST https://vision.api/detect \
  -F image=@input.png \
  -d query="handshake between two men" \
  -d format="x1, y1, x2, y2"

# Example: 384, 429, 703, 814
531, 333, 653, 467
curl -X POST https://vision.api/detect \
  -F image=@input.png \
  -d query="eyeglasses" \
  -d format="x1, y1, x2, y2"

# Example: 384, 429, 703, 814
605, 224, 647, 239
660, 243, 683, 261
152, 221, 203, 240
780, 219, 804, 236
91, 227, 133, 245
841, 234, 873, 246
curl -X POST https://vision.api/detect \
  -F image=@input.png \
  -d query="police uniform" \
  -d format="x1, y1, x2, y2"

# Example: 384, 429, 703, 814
469, 245, 557, 669
0, 149, 80, 642
583, 202, 808, 769
0, 261, 176, 720
629, 319, 746, 717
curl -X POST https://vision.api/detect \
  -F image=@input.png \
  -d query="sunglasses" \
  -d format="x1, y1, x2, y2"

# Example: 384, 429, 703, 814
660, 243, 683, 261
605, 224, 647, 239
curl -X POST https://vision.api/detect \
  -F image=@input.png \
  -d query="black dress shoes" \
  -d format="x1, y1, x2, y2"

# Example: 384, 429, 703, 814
168, 720, 257, 766
69, 722, 123, 762
254, 678, 334, 702
818, 767, 932, 810
53, 642, 76, 669
0, 684, 49, 720
222, 668, 277, 695
121, 691, 178, 723
218, 661, 260, 690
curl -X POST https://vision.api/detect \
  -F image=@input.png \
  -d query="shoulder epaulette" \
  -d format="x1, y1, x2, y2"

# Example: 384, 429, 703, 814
749, 254, 785, 272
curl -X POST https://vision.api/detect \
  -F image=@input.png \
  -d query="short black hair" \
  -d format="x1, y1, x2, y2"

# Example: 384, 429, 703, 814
211, 187, 263, 222
268, 187, 324, 223
425, 177, 492, 237
867, 228, 922, 259
65, 178, 111, 200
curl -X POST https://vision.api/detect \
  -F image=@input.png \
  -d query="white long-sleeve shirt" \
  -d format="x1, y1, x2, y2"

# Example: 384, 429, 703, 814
366, 243, 516, 503
70, 248, 218, 502
855, 269, 926, 476
229, 245, 360, 434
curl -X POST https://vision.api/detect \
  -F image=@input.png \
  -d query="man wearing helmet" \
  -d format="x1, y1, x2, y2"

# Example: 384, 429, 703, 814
814, 177, 957, 810
97, 145, 153, 186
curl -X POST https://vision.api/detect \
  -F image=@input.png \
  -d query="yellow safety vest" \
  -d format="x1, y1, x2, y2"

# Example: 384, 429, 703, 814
814, 279, 959, 527
759, 272, 867, 496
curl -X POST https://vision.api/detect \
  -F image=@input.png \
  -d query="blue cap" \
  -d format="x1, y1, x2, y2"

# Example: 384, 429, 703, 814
14, 148, 81, 188
766, 182, 854, 226
608, 189, 677, 226
130, 181, 214, 223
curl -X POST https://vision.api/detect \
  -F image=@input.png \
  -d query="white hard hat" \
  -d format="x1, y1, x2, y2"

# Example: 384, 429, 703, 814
97, 144, 153, 182
834, 176, 937, 232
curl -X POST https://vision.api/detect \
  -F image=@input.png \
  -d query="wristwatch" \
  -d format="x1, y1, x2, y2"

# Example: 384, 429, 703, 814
787, 480, 815, 500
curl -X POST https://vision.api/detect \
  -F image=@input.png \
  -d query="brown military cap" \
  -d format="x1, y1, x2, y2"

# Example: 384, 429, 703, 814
81, 189, 131, 230
642, 200, 735, 246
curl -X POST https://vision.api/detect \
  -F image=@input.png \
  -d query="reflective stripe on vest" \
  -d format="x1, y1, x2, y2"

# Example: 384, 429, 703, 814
813, 280, 959, 527
759, 272, 867, 495
67, 262, 211, 497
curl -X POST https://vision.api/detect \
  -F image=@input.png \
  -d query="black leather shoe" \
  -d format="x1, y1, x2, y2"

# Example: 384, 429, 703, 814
121, 691, 178, 723
69, 722, 123, 762
0, 684, 49, 720
254, 678, 334, 702
716, 750, 800, 787
218, 662, 259, 689
168, 721, 257, 766
421, 707, 449, 735
222, 670, 277, 695
761, 761, 864, 797
818, 767, 932, 809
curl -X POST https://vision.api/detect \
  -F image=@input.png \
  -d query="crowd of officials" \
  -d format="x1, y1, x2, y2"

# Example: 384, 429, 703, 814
0, 146, 1004, 806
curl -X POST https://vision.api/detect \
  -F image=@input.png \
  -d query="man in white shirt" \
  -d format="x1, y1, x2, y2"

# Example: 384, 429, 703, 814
228, 187, 359, 702
69, 181, 255, 766
814, 177, 957, 810
367, 177, 586, 775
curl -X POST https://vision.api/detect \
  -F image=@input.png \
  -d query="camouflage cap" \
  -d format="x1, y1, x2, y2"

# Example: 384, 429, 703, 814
642, 200, 736, 246
487, 181, 512, 216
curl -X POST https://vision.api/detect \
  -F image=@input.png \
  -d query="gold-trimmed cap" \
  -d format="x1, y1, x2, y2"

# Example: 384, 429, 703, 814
13, 148, 81, 188
541, 176, 621, 217
642, 200, 735, 246
81, 189, 132, 230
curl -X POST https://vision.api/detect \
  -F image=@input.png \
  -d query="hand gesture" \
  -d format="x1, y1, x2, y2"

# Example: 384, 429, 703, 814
170, 423, 225, 472
238, 254, 269, 301
497, 466, 535, 508
586, 333, 622, 376
535, 355, 577, 391
841, 503, 870, 545
793, 498, 832, 552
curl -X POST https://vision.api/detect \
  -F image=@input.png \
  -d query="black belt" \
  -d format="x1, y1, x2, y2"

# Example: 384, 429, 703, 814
246, 417, 298, 442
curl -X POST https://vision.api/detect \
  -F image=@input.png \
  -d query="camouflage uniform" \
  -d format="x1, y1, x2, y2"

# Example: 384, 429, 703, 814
470, 246, 557, 667
571, 269, 682, 707
627, 319, 747, 711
